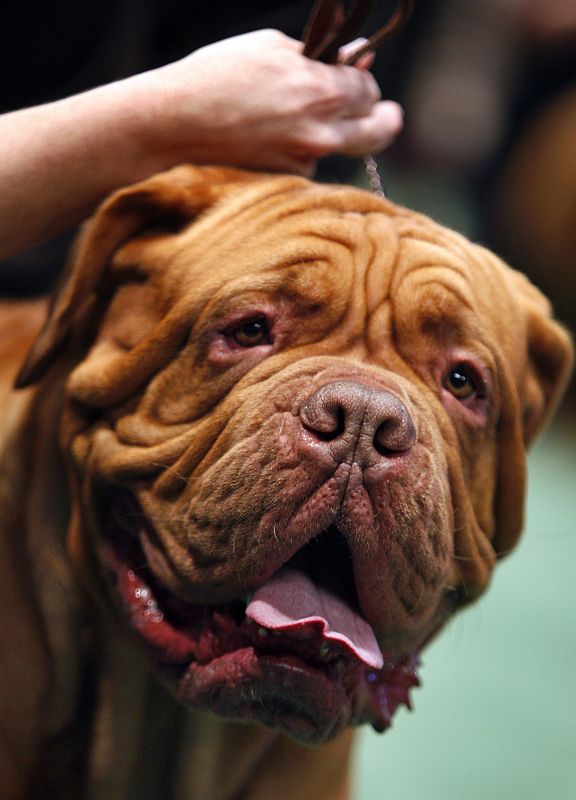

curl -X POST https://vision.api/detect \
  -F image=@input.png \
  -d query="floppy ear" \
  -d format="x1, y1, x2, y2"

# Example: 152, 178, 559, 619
491, 270, 573, 558
512, 270, 573, 446
15, 165, 262, 389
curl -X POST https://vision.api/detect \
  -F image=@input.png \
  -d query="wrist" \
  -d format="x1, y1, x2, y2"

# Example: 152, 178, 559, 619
70, 76, 177, 189
123, 58, 222, 169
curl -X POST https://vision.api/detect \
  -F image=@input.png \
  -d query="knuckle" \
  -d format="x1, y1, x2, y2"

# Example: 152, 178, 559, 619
321, 76, 349, 109
311, 67, 381, 115
302, 127, 343, 158
259, 28, 285, 44
351, 69, 381, 106
301, 67, 345, 108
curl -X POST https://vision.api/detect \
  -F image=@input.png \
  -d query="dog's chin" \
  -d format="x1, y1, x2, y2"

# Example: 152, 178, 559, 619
179, 650, 367, 744
98, 492, 420, 744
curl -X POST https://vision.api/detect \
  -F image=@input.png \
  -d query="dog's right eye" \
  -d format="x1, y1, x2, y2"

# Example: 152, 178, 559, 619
230, 316, 271, 348
444, 365, 477, 400
443, 363, 484, 401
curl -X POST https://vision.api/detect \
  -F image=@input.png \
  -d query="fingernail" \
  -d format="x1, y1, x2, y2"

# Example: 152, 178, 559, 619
346, 37, 368, 49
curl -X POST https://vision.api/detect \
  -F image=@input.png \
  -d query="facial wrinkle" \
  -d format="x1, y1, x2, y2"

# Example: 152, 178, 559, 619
364, 213, 400, 316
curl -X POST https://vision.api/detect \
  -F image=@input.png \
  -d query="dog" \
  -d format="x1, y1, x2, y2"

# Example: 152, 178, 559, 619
0, 165, 572, 800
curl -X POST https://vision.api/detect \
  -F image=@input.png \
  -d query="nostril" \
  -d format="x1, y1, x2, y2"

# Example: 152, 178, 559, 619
373, 412, 416, 456
301, 399, 346, 442
314, 406, 346, 442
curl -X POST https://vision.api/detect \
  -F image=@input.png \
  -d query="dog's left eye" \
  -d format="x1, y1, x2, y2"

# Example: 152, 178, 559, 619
230, 317, 271, 348
443, 364, 482, 400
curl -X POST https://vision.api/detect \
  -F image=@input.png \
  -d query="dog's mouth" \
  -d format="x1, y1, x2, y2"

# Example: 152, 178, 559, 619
99, 492, 420, 744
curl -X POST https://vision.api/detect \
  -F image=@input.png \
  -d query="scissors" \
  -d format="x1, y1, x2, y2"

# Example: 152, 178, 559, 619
302, 0, 414, 196
303, 0, 414, 65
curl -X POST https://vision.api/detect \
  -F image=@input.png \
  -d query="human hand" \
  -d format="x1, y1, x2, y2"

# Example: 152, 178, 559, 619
136, 29, 403, 175
0, 29, 402, 258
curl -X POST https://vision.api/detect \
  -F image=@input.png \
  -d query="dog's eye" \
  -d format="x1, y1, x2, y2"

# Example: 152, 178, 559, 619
230, 317, 270, 348
443, 364, 481, 400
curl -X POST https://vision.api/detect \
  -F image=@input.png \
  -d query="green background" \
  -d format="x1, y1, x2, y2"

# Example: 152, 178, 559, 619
355, 416, 576, 799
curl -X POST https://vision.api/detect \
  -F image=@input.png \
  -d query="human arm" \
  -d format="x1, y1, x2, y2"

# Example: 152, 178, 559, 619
0, 29, 402, 260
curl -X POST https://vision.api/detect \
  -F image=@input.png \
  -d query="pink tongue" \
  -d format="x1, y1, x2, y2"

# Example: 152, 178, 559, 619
245, 568, 383, 670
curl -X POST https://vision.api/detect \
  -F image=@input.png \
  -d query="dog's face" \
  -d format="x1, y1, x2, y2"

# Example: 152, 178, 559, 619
18, 167, 572, 744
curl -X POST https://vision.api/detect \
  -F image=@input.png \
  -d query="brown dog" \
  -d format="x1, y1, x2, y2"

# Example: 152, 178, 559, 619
0, 166, 572, 800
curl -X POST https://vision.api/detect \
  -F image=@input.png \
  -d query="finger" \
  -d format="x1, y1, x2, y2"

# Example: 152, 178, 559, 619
280, 32, 307, 52
338, 38, 367, 62
289, 156, 318, 178
331, 101, 404, 155
228, 146, 317, 178
338, 38, 375, 70
265, 149, 317, 177
353, 52, 375, 71
321, 64, 381, 117
254, 29, 304, 52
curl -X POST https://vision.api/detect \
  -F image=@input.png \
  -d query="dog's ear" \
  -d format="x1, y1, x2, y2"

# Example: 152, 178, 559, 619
512, 270, 573, 446
492, 269, 573, 558
15, 165, 261, 388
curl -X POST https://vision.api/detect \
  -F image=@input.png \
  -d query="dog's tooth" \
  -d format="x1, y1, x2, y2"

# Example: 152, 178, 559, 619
257, 627, 268, 638
244, 592, 254, 605
319, 644, 330, 660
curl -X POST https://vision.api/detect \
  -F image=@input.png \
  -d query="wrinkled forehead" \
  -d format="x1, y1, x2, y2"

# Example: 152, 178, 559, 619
115, 182, 520, 345
162, 190, 399, 301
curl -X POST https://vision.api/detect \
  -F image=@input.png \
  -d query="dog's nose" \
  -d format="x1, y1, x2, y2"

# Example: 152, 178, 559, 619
300, 381, 415, 465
